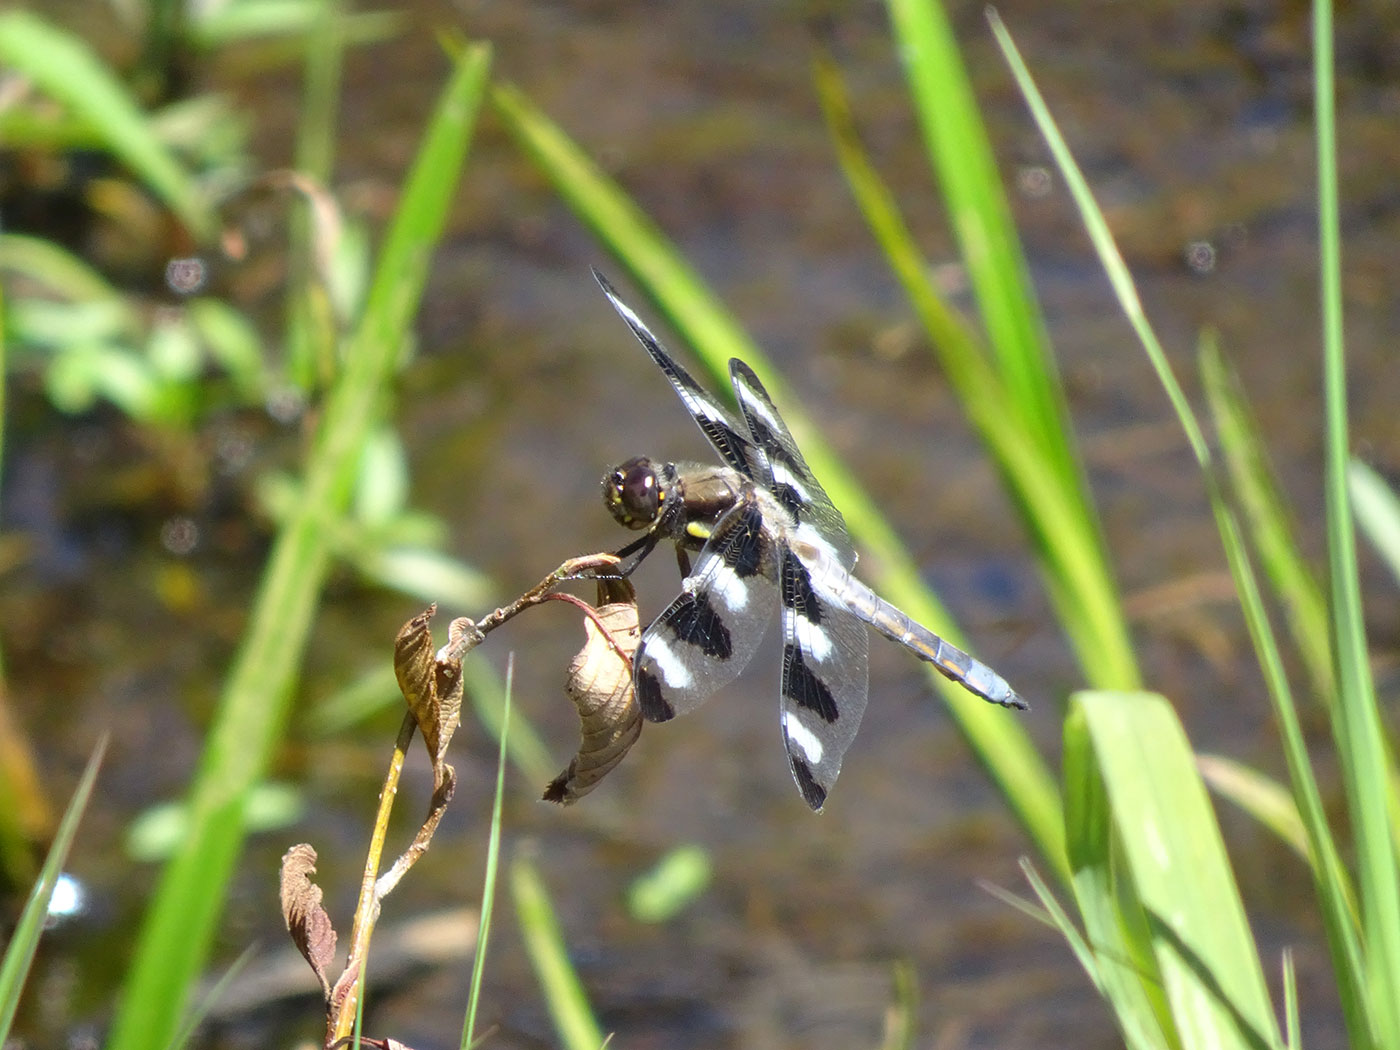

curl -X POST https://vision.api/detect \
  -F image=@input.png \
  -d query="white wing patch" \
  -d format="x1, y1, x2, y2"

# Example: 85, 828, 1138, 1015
599, 285, 649, 336
709, 561, 752, 611
783, 713, 825, 763
695, 399, 737, 433
644, 634, 694, 689
736, 381, 785, 435
769, 461, 816, 505
790, 608, 834, 662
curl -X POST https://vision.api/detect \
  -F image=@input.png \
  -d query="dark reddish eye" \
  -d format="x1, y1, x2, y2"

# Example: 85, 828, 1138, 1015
603, 456, 662, 528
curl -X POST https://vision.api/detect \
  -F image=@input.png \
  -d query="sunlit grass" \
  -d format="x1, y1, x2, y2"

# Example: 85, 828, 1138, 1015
0, 10, 217, 239
511, 853, 607, 1050
0, 742, 105, 1045
104, 38, 495, 1050
494, 0, 1395, 1044
988, 2, 1397, 1045
462, 658, 514, 1049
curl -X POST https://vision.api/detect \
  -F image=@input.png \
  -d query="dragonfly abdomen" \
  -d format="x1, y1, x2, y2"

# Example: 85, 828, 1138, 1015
806, 561, 1028, 711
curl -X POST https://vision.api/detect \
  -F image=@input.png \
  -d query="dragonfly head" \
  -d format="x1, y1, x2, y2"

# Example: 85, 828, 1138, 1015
603, 456, 668, 530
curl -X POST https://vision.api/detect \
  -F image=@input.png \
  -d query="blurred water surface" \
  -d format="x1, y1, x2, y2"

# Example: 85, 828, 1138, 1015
6, 2, 1400, 1047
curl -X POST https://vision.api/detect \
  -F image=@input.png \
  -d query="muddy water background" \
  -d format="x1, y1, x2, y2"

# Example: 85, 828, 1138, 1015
7, 1, 1400, 1047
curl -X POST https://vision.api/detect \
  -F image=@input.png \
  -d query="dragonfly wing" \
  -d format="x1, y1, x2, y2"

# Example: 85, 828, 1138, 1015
728, 359, 855, 569
593, 268, 763, 479
778, 547, 870, 811
634, 495, 779, 722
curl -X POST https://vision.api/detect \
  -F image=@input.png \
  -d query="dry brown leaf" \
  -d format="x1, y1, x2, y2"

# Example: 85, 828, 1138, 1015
278, 843, 338, 1000
393, 607, 438, 748
545, 578, 642, 804
393, 607, 478, 792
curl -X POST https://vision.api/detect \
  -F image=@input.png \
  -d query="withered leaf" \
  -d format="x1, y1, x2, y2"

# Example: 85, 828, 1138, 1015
394, 607, 479, 792
394, 607, 438, 741
545, 578, 642, 804
279, 843, 337, 1000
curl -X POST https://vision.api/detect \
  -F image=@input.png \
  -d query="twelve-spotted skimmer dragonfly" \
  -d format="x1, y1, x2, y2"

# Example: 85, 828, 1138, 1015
594, 270, 1026, 810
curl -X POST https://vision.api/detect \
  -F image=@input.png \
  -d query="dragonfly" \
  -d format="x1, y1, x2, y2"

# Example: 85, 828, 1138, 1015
593, 269, 1026, 811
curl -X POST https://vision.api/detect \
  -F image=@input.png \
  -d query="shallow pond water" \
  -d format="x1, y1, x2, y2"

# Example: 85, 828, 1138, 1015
6, 1, 1400, 1047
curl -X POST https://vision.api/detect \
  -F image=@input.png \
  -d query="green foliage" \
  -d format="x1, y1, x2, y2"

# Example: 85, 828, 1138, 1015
1313, 6, 1400, 1040
0, 11, 219, 239
512, 853, 607, 1050
1065, 693, 1282, 1049
626, 844, 713, 924
990, 3, 1398, 1045
496, 0, 1396, 1044
461, 663, 514, 1049
876, 1, 1139, 698
103, 40, 495, 1050
0, 233, 264, 426
4, 0, 1395, 1046
0, 742, 105, 1045
0, 8, 253, 426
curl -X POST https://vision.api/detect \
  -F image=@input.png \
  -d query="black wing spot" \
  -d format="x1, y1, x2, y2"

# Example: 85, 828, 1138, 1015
781, 551, 822, 625
714, 499, 768, 579
784, 647, 839, 723
789, 755, 827, 811
698, 419, 758, 478
668, 592, 733, 660
771, 483, 803, 518
636, 668, 675, 721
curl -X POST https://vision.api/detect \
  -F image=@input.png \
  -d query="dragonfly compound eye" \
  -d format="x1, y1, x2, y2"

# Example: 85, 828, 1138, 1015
603, 456, 663, 528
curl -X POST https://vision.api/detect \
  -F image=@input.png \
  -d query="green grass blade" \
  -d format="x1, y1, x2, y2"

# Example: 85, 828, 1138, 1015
491, 81, 758, 375
462, 657, 512, 1048
1199, 334, 1332, 704
464, 659, 555, 788
986, 12, 1207, 467
104, 45, 492, 1050
511, 854, 606, 1050
165, 946, 258, 1050
1195, 755, 1311, 869
883, 0, 1065, 473
284, 0, 346, 387
352, 42, 490, 366
990, 15, 1373, 1041
0, 11, 216, 242
812, 51, 1138, 698
1063, 703, 1173, 1050
491, 78, 1066, 882
1215, 487, 1369, 1039
1282, 950, 1301, 1050
1350, 460, 1400, 586
1071, 692, 1283, 1050
879, 959, 918, 1050
0, 234, 132, 306
0, 738, 106, 1044
1011, 859, 1101, 987
1315, 3, 1400, 1041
